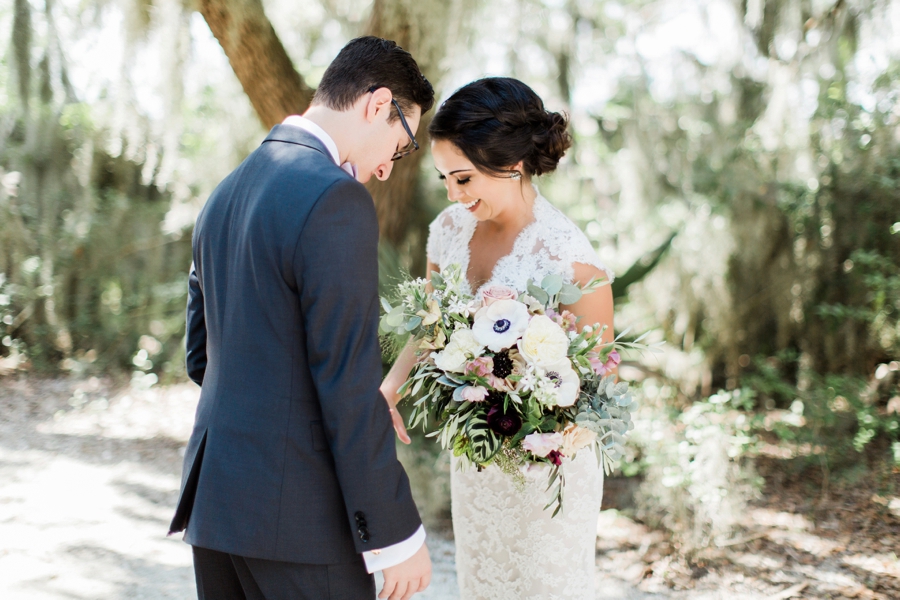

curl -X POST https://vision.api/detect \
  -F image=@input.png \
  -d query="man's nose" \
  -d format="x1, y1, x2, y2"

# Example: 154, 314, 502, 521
375, 161, 394, 182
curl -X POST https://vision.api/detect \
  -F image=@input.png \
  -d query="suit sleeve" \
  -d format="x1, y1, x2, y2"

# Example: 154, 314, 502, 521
296, 178, 422, 554
185, 263, 207, 386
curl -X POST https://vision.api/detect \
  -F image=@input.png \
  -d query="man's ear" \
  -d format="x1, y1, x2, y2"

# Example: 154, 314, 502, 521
365, 87, 394, 124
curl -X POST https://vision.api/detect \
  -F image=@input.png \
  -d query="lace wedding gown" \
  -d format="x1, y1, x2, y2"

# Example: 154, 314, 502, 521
426, 189, 615, 600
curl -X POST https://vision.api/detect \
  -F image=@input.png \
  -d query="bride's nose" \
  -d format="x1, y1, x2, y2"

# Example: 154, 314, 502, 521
447, 182, 467, 202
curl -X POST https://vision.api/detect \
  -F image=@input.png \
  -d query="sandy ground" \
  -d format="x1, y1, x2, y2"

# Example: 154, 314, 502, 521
2, 378, 896, 600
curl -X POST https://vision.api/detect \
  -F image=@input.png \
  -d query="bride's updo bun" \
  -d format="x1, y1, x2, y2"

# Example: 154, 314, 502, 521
429, 77, 572, 178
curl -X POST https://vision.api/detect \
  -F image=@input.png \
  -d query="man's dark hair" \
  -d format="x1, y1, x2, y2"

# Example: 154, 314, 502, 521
313, 36, 435, 121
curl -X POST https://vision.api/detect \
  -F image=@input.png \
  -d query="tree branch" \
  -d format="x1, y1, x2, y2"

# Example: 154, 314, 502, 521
198, 0, 314, 128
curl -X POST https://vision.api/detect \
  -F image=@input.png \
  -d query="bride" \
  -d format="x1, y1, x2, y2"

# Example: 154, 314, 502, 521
381, 77, 615, 600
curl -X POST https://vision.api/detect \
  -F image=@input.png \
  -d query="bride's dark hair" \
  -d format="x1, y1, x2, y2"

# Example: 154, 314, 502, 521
428, 77, 572, 177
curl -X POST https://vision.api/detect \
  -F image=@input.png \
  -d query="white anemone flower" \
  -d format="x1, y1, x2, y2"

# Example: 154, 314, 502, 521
471, 299, 530, 352
536, 359, 580, 407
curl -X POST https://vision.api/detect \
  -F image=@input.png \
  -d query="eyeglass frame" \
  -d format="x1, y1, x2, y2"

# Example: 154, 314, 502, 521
368, 86, 419, 161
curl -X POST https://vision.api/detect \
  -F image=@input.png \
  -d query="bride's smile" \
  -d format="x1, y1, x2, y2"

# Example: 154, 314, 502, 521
431, 138, 537, 228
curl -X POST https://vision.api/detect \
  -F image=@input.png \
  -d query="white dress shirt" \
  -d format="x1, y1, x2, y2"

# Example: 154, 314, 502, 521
281, 114, 427, 573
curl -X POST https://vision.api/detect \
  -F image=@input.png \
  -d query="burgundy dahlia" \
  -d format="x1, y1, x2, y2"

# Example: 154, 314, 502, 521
486, 403, 522, 437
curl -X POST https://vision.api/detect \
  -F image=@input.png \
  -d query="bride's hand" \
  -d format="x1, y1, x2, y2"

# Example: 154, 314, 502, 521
381, 383, 412, 445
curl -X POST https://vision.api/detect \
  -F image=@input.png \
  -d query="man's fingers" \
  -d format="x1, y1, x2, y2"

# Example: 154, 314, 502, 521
378, 576, 397, 600
399, 579, 420, 600
388, 579, 409, 600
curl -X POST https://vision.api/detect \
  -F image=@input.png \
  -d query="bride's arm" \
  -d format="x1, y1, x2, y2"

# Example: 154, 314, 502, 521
561, 262, 616, 370
381, 260, 440, 443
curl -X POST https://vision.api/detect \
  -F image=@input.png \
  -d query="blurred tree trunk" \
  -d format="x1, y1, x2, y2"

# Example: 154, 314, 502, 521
198, 0, 465, 245
197, 0, 314, 128
364, 0, 460, 246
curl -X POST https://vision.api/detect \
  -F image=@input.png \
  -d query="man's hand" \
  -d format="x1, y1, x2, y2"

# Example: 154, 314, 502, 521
379, 542, 431, 600
381, 383, 411, 444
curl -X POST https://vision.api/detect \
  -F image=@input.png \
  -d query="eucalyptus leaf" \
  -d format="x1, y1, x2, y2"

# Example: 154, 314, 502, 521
526, 281, 550, 306
385, 306, 405, 328
405, 315, 423, 331
558, 283, 583, 305
541, 273, 563, 295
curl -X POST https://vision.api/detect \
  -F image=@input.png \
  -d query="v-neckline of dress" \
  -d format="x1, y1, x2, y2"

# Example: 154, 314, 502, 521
462, 193, 546, 298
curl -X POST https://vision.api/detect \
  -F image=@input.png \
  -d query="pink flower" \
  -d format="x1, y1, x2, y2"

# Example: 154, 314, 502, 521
560, 310, 578, 332
460, 385, 488, 402
482, 285, 518, 307
522, 432, 563, 458
546, 309, 578, 333
591, 350, 621, 376
465, 356, 494, 378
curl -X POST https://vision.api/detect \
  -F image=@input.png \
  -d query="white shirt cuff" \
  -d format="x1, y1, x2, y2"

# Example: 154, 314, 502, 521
361, 524, 426, 574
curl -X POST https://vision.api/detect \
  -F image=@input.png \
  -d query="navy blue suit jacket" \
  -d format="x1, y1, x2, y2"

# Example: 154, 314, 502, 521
169, 125, 421, 564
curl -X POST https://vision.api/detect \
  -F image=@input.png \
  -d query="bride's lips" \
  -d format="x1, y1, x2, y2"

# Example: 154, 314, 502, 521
461, 199, 481, 212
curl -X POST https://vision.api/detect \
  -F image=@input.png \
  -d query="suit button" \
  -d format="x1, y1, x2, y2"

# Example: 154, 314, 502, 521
359, 526, 370, 543
354, 511, 366, 522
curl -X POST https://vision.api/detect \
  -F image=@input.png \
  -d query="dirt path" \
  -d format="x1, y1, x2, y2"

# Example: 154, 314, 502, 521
1, 378, 896, 599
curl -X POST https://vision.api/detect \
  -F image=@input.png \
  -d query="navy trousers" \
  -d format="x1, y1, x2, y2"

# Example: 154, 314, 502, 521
192, 545, 375, 600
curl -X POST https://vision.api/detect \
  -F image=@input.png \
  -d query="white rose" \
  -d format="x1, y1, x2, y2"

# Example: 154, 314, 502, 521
518, 315, 570, 367
433, 329, 483, 373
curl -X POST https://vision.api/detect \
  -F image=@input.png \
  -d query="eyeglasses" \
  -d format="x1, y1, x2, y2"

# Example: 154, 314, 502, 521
369, 87, 419, 161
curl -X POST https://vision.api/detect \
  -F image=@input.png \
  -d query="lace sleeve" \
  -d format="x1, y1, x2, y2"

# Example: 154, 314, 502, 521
568, 234, 615, 283
426, 216, 442, 266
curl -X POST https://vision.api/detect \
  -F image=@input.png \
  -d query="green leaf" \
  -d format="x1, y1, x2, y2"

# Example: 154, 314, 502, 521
405, 315, 423, 331
385, 305, 406, 328
526, 281, 550, 306
430, 271, 445, 287
541, 273, 563, 296
558, 283, 583, 305
465, 411, 502, 464
380, 297, 393, 314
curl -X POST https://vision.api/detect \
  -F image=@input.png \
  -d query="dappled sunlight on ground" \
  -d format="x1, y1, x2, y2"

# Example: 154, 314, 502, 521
2, 378, 897, 599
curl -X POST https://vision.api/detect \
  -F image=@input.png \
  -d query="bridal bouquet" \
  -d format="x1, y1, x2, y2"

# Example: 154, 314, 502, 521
380, 265, 639, 516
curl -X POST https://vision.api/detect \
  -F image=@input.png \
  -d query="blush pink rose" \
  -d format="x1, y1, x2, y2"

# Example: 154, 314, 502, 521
522, 432, 563, 458
460, 385, 488, 402
482, 285, 518, 307
464, 356, 494, 378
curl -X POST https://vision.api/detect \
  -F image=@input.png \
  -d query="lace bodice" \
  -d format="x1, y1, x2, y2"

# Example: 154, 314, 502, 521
426, 189, 614, 299
426, 189, 612, 599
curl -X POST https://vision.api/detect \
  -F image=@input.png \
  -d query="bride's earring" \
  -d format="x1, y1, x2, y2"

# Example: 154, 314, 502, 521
509, 171, 522, 180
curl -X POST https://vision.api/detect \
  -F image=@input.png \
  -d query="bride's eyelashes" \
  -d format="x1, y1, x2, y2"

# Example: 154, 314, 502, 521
437, 174, 471, 185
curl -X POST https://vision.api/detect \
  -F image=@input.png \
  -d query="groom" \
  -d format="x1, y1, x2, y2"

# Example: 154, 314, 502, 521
168, 37, 435, 600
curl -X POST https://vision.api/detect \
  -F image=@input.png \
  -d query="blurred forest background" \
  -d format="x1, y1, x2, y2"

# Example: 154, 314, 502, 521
1, 0, 899, 560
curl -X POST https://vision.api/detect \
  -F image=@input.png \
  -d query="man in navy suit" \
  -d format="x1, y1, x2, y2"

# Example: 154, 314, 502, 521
169, 36, 435, 600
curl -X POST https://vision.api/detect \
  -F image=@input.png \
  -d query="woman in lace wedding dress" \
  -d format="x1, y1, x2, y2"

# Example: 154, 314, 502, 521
382, 78, 615, 600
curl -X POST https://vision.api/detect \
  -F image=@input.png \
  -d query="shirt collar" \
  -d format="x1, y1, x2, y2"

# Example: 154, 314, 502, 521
281, 115, 357, 179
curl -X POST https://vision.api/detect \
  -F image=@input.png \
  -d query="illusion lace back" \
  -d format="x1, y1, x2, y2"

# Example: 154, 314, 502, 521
426, 190, 614, 599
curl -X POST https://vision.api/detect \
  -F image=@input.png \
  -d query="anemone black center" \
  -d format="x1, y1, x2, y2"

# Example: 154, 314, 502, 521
493, 319, 511, 333
547, 371, 562, 387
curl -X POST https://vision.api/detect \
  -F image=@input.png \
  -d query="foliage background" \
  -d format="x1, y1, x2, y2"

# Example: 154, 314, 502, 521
1, 0, 898, 548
